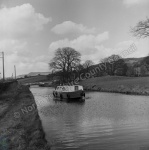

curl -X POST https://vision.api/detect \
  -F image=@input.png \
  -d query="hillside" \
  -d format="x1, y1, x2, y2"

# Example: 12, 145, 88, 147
27, 72, 50, 76
17, 72, 50, 78
18, 75, 49, 84
91, 57, 145, 69
124, 57, 144, 66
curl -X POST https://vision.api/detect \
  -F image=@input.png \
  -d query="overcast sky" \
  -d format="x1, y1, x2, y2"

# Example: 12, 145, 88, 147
0, 0, 149, 77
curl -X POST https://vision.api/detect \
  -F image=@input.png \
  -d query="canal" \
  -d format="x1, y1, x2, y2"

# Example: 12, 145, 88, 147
30, 86, 149, 150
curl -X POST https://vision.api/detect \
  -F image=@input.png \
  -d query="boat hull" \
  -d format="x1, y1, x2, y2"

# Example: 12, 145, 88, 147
53, 90, 85, 101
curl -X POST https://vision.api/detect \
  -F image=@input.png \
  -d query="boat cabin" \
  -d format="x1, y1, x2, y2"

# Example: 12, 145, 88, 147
56, 85, 83, 92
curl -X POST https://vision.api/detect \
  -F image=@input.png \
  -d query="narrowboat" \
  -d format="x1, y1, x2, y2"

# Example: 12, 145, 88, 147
53, 85, 85, 101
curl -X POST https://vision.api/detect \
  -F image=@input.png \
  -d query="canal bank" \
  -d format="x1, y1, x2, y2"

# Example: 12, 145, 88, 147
81, 76, 149, 96
0, 81, 50, 150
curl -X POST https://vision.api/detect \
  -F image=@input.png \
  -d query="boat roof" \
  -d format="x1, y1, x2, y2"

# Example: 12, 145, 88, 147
57, 85, 82, 88
55, 85, 83, 92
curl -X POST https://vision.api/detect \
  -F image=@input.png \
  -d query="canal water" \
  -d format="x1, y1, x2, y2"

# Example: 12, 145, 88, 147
30, 86, 149, 150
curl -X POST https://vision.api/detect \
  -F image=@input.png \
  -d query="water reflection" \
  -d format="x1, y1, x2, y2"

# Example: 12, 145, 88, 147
30, 87, 149, 150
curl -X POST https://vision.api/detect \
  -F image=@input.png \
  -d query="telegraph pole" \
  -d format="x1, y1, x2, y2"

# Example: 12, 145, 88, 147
2, 52, 5, 81
0, 52, 5, 81
14, 65, 16, 79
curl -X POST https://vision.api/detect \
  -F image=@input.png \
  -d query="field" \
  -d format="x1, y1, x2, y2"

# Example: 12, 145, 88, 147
17, 75, 149, 95
80, 76, 149, 95
17, 75, 48, 84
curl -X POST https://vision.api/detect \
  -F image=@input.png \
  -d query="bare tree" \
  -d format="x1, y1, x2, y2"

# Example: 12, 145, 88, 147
49, 47, 81, 83
101, 55, 126, 76
83, 60, 94, 71
75, 63, 84, 79
131, 17, 149, 38
101, 55, 122, 64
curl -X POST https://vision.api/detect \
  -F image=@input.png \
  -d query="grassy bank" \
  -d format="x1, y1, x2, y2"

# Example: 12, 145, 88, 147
0, 81, 50, 150
80, 76, 149, 96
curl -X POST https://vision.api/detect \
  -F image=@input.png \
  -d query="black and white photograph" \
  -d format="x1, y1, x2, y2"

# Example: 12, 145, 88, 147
0, 0, 149, 149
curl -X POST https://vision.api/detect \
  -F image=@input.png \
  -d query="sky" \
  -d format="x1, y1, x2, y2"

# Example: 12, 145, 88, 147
0, 0, 149, 77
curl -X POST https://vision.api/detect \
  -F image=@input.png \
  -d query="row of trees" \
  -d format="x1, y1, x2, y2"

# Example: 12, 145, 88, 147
49, 46, 148, 84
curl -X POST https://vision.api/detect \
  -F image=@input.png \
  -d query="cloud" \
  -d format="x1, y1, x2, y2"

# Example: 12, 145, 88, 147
130, 39, 149, 58
15, 61, 48, 75
2, 53, 49, 77
115, 39, 149, 58
123, 0, 149, 6
49, 32, 109, 62
0, 3, 51, 77
51, 21, 96, 35
0, 3, 50, 39
116, 40, 135, 50
0, 39, 50, 76
0, 39, 28, 55
49, 30, 149, 64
